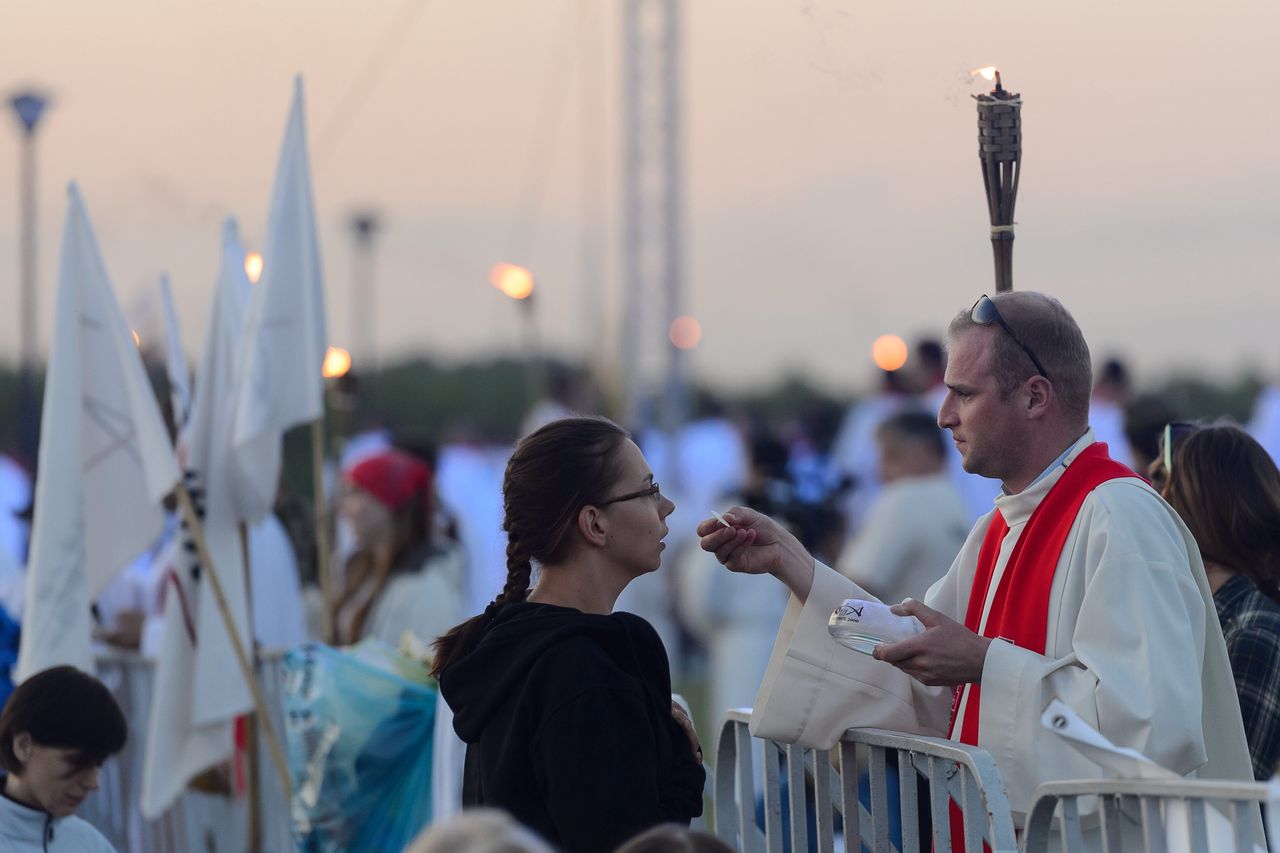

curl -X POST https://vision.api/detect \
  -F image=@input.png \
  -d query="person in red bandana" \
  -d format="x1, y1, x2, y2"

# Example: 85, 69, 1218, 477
697, 291, 1256, 829
332, 448, 464, 647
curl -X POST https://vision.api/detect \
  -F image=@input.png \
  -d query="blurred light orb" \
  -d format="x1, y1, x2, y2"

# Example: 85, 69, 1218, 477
323, 346, 352, 379
245, 251, 264, 284
871, 334, 908, 371
490, 263, 534, 300
669, 315, 702, 350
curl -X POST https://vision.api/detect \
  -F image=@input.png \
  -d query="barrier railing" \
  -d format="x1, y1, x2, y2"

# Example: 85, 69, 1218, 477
84, 648, 294, 853
712, 709, 1018, 853
1023, 778, 1275, 853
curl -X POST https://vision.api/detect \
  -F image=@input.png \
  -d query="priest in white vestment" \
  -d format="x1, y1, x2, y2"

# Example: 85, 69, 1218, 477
698, 291, 1255, 826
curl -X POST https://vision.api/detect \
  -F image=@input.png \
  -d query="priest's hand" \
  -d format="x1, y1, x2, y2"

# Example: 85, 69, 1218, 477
872, 598, 991, 687
696, 506, 815, 602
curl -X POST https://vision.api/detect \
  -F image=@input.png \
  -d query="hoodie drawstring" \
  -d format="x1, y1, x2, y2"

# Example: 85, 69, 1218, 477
43, 812, 53, 852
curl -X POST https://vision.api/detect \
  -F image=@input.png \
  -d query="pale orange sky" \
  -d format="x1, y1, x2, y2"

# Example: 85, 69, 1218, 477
1, 0, 1277, 395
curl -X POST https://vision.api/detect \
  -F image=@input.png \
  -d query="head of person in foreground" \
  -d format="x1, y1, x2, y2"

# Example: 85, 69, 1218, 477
0, 666, 127, 817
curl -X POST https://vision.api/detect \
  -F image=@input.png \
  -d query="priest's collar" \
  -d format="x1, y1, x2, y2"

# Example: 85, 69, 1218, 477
999, 428, 1096, 498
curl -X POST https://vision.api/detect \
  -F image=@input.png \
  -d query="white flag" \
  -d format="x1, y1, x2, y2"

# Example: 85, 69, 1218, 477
142, 220, 257, 817
232, 76, 328, 523
16, 183, 180, 681
159, 274, 191, 435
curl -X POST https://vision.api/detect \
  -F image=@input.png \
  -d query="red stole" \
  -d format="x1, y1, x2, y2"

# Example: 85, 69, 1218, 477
949, 442, 1138, 744
944, 442, 1136, 850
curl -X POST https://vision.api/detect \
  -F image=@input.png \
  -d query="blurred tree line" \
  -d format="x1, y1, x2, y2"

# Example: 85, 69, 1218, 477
0, 357, 1267, 474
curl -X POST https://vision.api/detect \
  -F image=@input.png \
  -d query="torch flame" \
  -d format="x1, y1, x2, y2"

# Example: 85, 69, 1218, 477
972, 66, 998, 82
322, 346, 352, 379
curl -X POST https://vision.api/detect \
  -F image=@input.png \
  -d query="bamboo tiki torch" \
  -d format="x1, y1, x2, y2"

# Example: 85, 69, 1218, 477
973, 67, 1021, 293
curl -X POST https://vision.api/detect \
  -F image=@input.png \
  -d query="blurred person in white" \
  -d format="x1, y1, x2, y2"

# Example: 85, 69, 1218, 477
1089, 356, 1135, 468
1248, 371, 1280, 467
676, 435, 793, 723
628, 393, 749, 672
0, 453, 30, 568
0, 666, 126, 851
836, 410, 969, 605
519, 364, 594, 439
405, 808, 553, 853
332, 448, 463, 647
94, 501, 307, 655
830, 368, 917, 535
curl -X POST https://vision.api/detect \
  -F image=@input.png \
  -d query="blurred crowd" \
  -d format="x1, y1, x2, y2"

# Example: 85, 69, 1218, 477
1, 335, 1279, 768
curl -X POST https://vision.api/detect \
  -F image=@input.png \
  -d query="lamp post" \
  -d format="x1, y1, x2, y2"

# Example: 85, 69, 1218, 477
490, 263, 542, 399
349, 212, 379, 380
9, 90, 49, 468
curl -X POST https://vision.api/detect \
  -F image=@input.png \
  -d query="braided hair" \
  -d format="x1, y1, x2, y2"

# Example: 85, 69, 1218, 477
431, 416, 629, 677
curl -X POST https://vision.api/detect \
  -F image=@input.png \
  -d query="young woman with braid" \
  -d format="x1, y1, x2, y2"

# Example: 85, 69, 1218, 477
432, 417, 704, 852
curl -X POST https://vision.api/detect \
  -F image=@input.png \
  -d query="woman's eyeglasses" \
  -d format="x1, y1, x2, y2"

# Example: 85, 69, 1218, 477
599, 482, 662, 506
970, 294, 1051, 382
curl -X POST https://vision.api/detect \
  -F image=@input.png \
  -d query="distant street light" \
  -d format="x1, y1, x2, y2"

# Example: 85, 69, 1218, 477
871, 334, 909, 371
489, 262, 535, 301
669, 315, 701, 350
9, 89, 49, 468
244, 251, 264, 284
489, 262, 541, 396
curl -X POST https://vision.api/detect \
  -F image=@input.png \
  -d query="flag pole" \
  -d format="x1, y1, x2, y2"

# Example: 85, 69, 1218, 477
174, 482, 292, 801
311, 418, 335, 643
239, 522, 262, 852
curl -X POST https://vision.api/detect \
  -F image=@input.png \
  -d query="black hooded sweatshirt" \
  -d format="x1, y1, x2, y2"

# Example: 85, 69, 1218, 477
440, 601, 705, 852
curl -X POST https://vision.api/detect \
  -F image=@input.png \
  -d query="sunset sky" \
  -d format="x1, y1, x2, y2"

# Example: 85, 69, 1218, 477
2, 0, 1277, 396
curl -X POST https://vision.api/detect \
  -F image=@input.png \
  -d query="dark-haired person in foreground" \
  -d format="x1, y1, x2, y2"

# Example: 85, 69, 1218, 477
1154, 422, 1280, 780
0, 666, 126, 851
700, 292, 1256, 832
433, 417, 704, 853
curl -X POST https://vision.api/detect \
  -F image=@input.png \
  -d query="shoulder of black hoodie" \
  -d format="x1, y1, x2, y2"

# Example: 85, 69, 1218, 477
515, 612, 665, 719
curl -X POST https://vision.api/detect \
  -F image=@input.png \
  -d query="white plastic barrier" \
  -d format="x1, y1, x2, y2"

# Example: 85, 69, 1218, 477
1024, 778, 1274, 853
712, 709, 1018, 853
84, 648, 294, 853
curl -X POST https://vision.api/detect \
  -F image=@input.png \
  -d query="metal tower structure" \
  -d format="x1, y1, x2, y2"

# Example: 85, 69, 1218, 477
621, 0, 686, 432
10, 90, 48, 468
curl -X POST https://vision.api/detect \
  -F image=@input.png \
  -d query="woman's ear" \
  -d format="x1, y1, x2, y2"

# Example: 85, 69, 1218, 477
577, 504, 609, 548
13, 732, 32, 764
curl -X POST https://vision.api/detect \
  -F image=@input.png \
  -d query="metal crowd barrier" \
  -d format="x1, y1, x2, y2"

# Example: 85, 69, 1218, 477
85, 647, 294, 853
712, 709, 1018, 853
1023, 777, 1275, 853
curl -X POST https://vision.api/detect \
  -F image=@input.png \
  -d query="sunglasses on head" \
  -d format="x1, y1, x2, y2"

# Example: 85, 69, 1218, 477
1161, 421, 1198, 479
970, 294, 1051, 382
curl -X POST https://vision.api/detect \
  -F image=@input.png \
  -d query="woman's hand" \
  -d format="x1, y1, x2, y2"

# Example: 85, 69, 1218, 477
670, 701, 702, 765
695, 506, 816, 601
